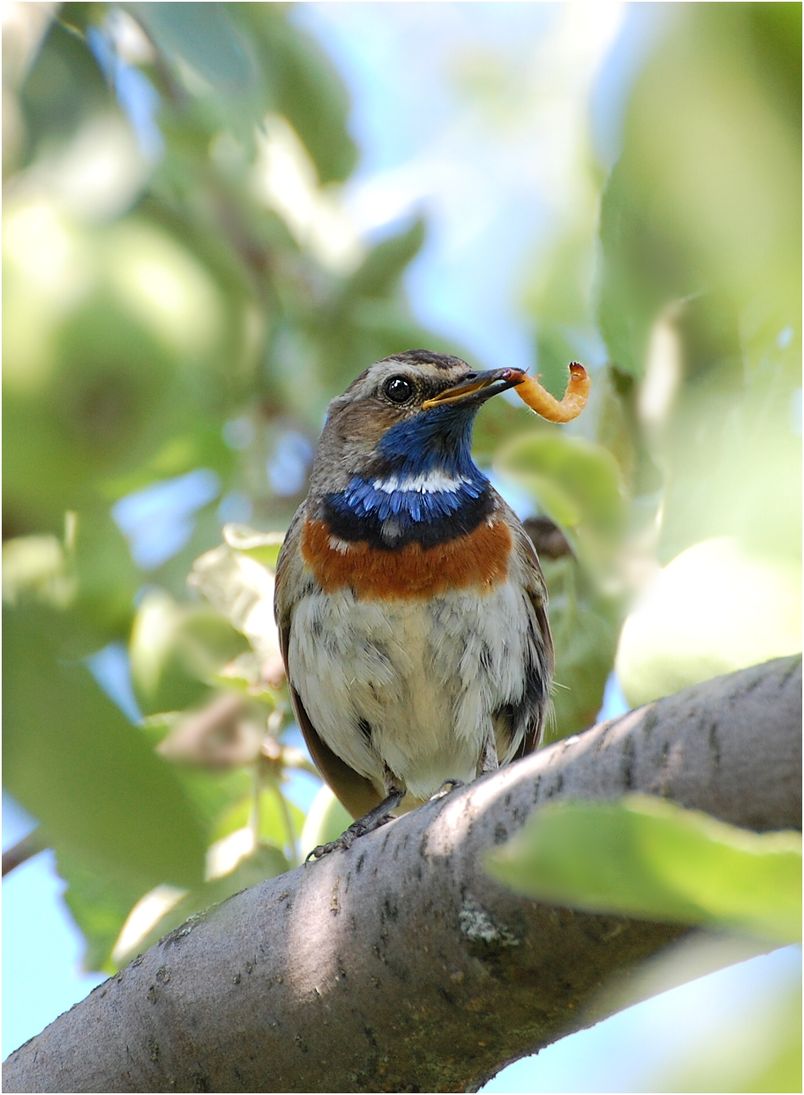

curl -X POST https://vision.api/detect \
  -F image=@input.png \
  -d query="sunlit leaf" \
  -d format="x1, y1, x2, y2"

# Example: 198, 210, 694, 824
3, 534, 70, 609
221, 524, 285, 570
487, 794, 802, 945
190, 534, 281, 664
616, 539, 802, 707
129, 589, 247, 715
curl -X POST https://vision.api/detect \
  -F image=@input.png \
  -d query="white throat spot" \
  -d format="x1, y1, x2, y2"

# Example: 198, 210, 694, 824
372, 470, 469, 495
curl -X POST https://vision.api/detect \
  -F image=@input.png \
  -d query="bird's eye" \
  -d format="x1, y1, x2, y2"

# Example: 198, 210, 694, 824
383, 375, 415, 404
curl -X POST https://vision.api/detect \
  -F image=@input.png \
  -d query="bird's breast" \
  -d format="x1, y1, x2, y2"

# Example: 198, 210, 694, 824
300, 516, 513, 599
287, 576, 534, 801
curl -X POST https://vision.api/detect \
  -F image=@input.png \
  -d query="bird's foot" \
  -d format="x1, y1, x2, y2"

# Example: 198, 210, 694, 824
306, 787, 404, 862
430, 778, 465, 801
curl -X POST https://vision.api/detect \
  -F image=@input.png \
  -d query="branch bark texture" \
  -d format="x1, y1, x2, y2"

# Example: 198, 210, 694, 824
5, 656, 801, 1093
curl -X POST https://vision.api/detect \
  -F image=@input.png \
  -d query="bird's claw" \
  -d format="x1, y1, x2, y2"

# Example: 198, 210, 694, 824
431, 778, 465, 801
305, 810, 397, 862
305, 829, 357, 862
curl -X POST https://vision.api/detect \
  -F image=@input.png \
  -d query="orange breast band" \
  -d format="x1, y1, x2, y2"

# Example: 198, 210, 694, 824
300, 518, 512, 600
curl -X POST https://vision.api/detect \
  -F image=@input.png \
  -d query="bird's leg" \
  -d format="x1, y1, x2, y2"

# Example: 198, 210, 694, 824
430, 778, 465, 800
306, 783, 405, 861
479, 734, 499, 775
431, 737, 500, 807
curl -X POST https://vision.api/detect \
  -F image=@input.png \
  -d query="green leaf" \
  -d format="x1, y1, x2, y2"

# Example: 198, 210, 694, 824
57, 847, 147, 973
617, 538, 802, 707
596, 6, 800, 374
16, 18, 114, 165
221, 524, 285, 569
604, 934, 801, 1093
130, 3, 258, 94
3, 534, 71, 610
542, 557, 622, 740
495, 431, 626, 568
129, 589, 247, 715
241, 5, 358, 183
339, 217, 427, 302
4, 606, 208, 890
65, 510, 140, 652
212, 785, 304, 853
650, 972, 802, 1093
487, 795, 802, 945
300, 784, 351, 856
189, 533, 281, 665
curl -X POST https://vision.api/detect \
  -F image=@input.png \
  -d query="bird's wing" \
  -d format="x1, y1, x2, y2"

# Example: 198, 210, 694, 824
497, 497, 555, 759
274, 506, 383, 820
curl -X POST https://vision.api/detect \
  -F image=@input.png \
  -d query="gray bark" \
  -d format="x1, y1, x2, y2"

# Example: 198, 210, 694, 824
4, 656, 801, 1093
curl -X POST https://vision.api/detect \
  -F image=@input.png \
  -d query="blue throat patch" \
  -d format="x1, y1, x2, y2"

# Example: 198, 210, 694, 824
375, 405, 477, 476
323, 406, 494, 548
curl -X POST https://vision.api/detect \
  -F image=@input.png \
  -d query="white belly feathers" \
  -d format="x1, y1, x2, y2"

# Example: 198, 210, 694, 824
287, 581, 531, 802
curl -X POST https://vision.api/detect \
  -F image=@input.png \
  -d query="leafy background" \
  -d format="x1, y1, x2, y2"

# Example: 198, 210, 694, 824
3, 3, 801, 1090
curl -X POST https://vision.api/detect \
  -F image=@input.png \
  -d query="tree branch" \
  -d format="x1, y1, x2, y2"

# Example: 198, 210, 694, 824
5, 656, 800, 1094
2, 828, 43, 877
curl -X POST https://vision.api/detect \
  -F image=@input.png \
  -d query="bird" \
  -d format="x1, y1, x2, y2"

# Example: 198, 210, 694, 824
274, 349, 554, 857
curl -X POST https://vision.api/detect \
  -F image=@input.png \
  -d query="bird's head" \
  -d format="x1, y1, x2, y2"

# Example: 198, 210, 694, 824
309, 349, 520, 494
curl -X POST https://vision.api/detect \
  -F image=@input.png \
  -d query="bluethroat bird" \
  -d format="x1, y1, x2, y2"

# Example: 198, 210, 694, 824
274, 349, 553, 857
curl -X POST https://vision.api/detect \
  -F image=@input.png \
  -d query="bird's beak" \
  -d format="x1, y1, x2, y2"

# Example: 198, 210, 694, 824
422, 367, 525, 410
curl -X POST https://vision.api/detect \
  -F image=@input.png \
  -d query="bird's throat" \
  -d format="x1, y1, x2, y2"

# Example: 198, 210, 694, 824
322, 462, 493, 550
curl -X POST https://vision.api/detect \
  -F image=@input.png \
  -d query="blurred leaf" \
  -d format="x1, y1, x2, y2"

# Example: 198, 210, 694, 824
213, 784, 304, 852
488, 794, 802, 945
57, 847, 147, 973
3, 534, 71, 609
648, 964, 801, 1093
616, 540, 801, 707
130, 589, 248, 715
338, 217, 427, 302
521, 207, 602, 400
3, 199, 242, 525
543, 557, 621, 740
3, 512, 139, 655
222, 524, 285, 569
241, 4, 358, 183
597, 5, 801, 374
308, 299, 447, 400
17, 17, 115, 165
66, 510, 140, 651
4, 289, 178, 523
599, 933, 801, 1094
164, 763, 254, 830
211, 653, 279, 705
300, 784, 352, 856
190, 533, 281, 664
5, 606, 207, 889
130, 3, 258, 95
495, 430, 626, 568
655, 357, 801, 565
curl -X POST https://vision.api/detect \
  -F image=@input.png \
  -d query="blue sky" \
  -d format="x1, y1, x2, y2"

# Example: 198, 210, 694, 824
4, 5, 799, 1087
